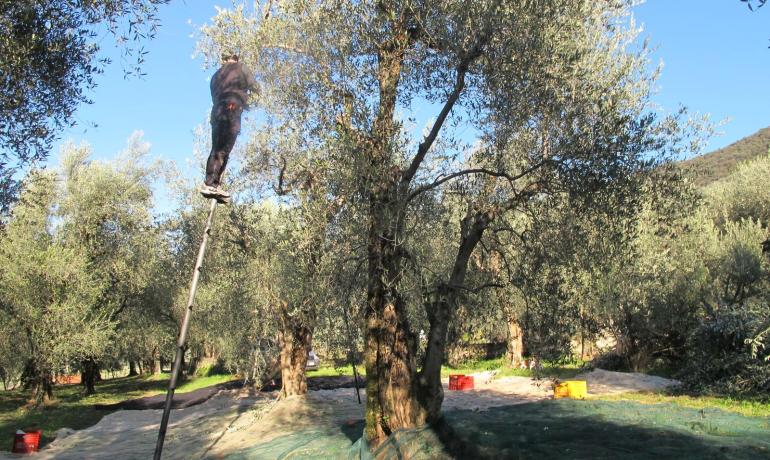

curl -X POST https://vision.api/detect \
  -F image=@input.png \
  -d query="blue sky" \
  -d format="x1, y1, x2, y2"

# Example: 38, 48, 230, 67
53, 1, 770, 179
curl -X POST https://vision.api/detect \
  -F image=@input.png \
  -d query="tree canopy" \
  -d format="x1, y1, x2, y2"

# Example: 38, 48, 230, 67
0, 0, 168, 214
199, 0, 705, 446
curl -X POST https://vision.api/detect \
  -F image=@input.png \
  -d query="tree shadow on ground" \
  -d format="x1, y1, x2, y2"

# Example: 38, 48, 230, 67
434, 399, 770, 460
224, 399, 770, 459
340, 419, 365, 443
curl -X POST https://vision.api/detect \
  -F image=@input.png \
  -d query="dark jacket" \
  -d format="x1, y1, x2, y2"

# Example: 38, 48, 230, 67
210, 62, 258, 107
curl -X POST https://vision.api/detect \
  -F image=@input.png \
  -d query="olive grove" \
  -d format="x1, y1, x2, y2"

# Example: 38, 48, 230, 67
0, 2, 767, 454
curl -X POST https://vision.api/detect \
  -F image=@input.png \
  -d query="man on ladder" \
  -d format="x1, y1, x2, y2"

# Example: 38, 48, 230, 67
200, 53, 258, 203
154, 53, 257, 460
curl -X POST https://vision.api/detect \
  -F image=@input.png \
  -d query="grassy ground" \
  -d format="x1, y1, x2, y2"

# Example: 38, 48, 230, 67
306, 364, 365, 378
595, 391, 770, 418
4, 363, 769, 454
308, 358, 585, 380
440, 357, 584, 379
307, 358, 770, 419
0, 373, 236, 451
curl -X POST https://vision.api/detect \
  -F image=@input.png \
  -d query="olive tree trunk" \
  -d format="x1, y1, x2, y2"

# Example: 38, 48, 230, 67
365, 199, 493, 446
128, 360, 138, 376
81, 357, 98, 395
362, 21, 491, 444
363, 30, 430, 446
32, 372, 54, 405
364, 207, 426, 444
278, 306, 313, 398
506, 318, 525, 367
416, 210, 492, 422
23, 358, 54, 405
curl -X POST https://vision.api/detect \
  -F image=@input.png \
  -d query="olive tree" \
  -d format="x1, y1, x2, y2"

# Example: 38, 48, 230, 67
200, 0, 700, 446
56, 134, 167, 393
704, 153, 770, 227
0, 172, 109, 404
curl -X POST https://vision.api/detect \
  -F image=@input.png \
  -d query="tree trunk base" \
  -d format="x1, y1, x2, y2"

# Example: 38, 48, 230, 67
278, 322, 312, 399
81, 358, 98, 395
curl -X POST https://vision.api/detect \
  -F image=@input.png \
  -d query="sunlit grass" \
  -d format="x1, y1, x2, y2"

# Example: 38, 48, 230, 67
306, 364, 365, 378
440, 357, 584, 380
309, 357, 586, 380
176, 374, 237, 392
595, 391, 770, 418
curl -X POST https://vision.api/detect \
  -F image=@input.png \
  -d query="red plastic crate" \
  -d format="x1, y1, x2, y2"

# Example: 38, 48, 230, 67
12, 430, 41, 454
448, 374, 474, 391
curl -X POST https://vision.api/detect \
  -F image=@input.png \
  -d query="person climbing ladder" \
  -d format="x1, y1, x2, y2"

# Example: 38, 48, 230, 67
155, 53, 258, 460
200, 53, 258, 203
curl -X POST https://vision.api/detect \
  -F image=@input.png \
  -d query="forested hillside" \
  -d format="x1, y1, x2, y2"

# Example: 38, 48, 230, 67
683, 126, 770, 186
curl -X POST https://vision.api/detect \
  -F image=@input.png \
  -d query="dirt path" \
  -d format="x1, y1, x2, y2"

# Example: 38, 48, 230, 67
1, 370, 679, 459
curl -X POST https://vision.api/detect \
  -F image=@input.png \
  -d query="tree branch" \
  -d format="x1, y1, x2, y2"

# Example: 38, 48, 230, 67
406, 161, 546, 202
401, 38, 489, 185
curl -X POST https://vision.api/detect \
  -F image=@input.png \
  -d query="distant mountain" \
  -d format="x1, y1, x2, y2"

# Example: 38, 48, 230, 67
681, 126, 770, 187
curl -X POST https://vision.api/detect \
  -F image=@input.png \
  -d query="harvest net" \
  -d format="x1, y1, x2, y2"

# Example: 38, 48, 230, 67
219, 399, 770, 459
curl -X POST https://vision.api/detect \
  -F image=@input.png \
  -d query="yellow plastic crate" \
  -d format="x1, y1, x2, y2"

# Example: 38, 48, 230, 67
554, 380, 587, 399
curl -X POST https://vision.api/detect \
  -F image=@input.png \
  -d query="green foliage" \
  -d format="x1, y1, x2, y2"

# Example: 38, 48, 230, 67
193, 360, 228, 378
682, 302, 770, 394
56, 137, 172, 391
705, 153, 770, 226
673, 156, 770, 394
177, 200, 280, 383
710, 218, 768, 304
576, 137, 770, 391
0, 320, 25, 390
0, 135, 173, 401
1, 1, 766, 439
0, 172, 111, 402
0, 0, 169, 213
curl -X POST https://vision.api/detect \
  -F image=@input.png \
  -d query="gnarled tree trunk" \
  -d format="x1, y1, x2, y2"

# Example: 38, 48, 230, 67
81, 357, 98, 395
416, 210, 492, 423
506, 317, 525, 367
278, 314, 313, 398
32, 372, 53, 405
128, 360, 138, 376
364, 198, 494, 448
23, 358, 54, 405
362, 11, 489, 447
364, 227, 425, 445
364, 307, 422, 440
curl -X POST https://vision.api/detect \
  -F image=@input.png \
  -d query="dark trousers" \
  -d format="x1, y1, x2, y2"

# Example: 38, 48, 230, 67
205, 101, 243, 187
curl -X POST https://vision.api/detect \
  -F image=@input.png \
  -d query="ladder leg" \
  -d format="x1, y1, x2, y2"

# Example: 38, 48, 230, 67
154, 199, 218, 460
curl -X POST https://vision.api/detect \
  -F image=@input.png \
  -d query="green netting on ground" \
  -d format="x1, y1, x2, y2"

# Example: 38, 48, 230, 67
442, 400, 770, 459
221, 429, 358, 460
218, 424, 452, 460
218, 400, 770, 459
352, 426, 452, 460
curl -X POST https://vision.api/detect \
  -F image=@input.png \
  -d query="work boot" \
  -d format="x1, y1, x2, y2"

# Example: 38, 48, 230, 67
200, 184, 231, 203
